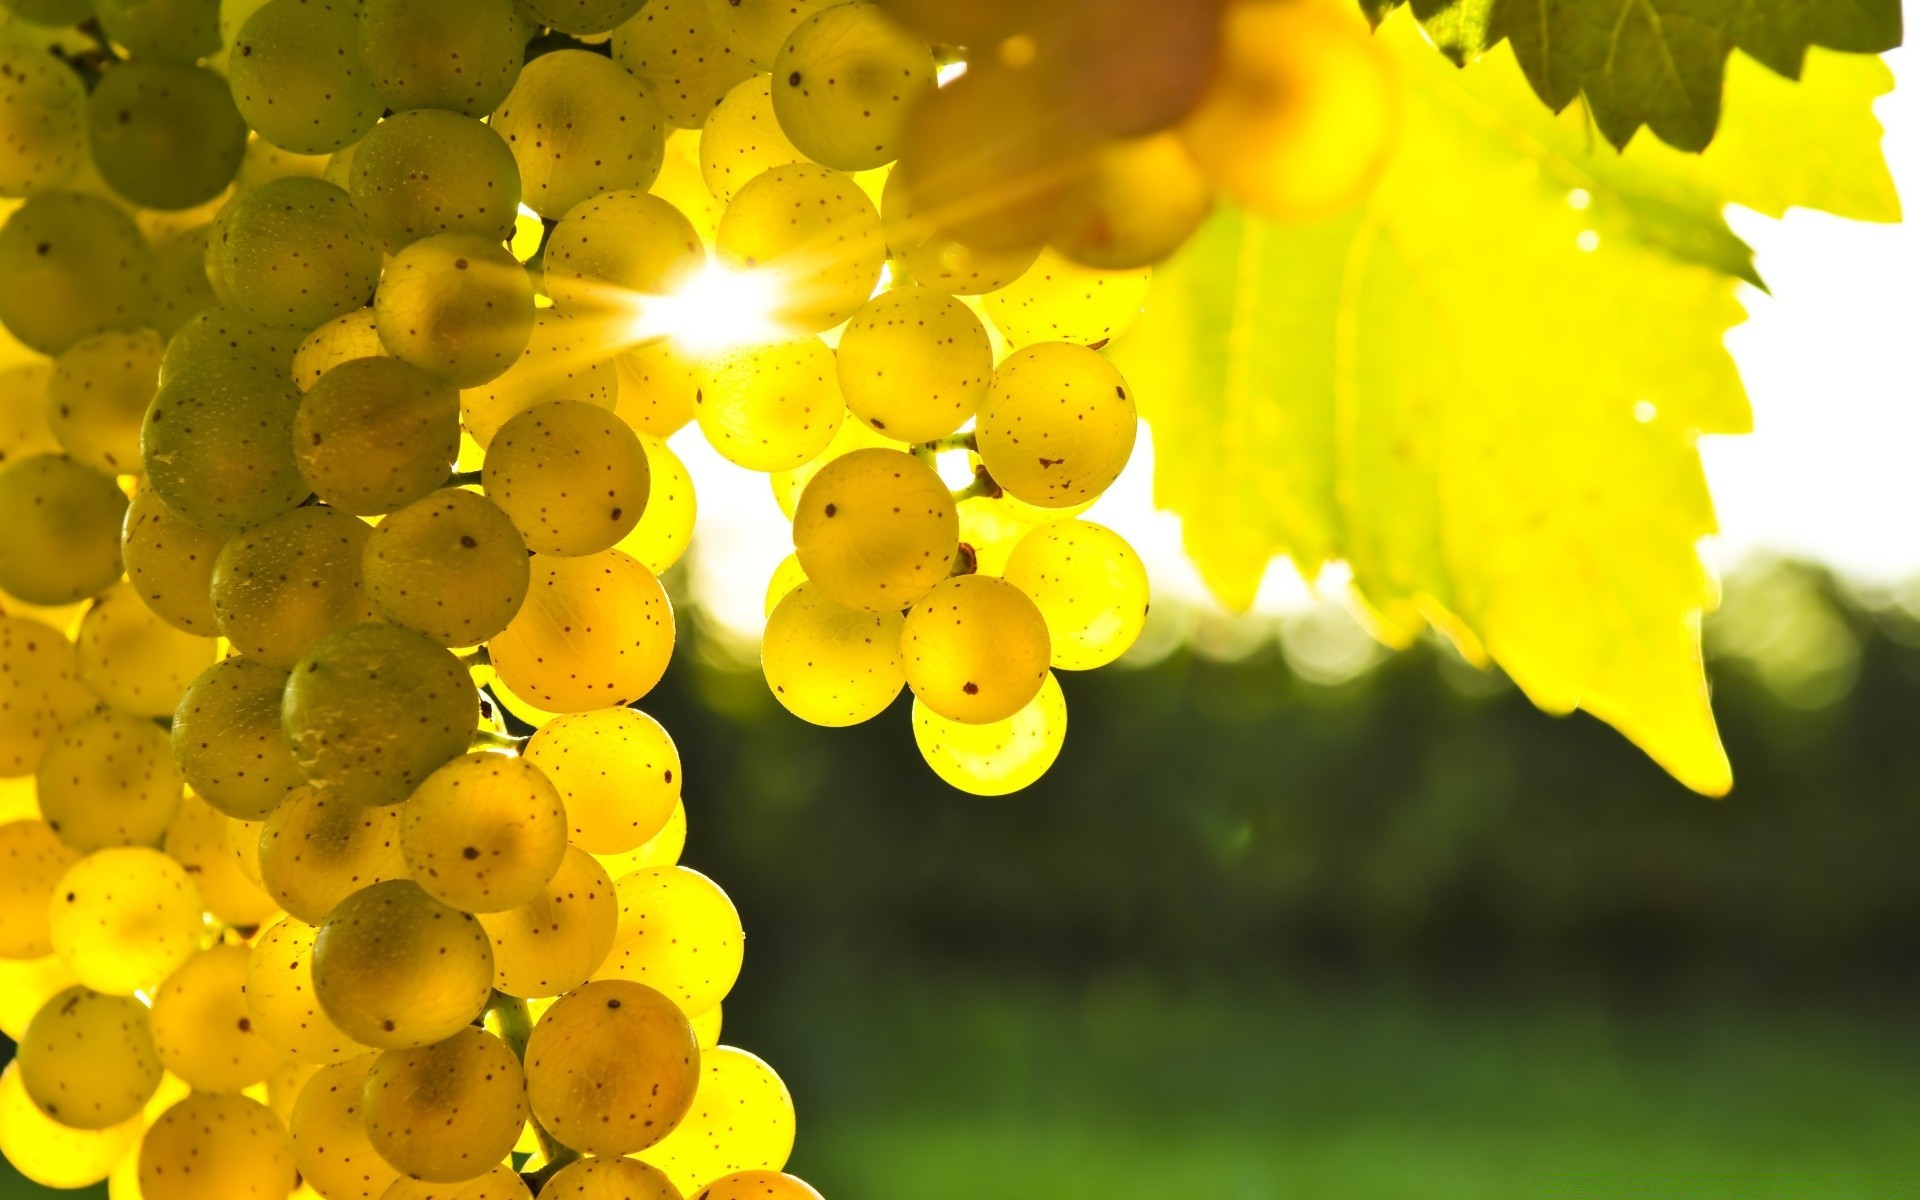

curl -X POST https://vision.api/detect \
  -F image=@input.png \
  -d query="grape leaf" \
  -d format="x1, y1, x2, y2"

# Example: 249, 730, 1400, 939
1360, 0, 1902, 151
1110, 13, 1898, 796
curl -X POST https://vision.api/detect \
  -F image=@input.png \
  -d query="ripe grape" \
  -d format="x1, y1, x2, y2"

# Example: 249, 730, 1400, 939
137, 1091, 298, 1200
148, 224, 221, 338
592, 797, 686, 880
764, 553, 807, 614
49, 846, 202, 995
490, 49, 665, 218
0, 36, 85, 197
162, 792, 279, 927
401, 751, 569, 913
1050, 133, 1213, 270
0, 820, 77, 958
879, 160, 1040, 296
171, 656, 304, 820
542, 189, 704, 320
149, 944, 287, 1093
0, 615, 97, 778
258, 783, 407, 924
523, 978, 699, 1156
294, 309, 386, 390
1026, 0, 1224, 141
639, 1046, 794, 1192
37, 710, 182, 853
613, 0, 755, 129
912, 669, 1066, 795
771, 1, 935, 171
74, 580, 217, 718
489, 550, 675, 713
0, 453, 127, 605
700, 1171, 826, 1200
141, 356, 309, 534
0, 361, 59, 468
357, 0, 526, 117
615, 339, 699, 438
524, 707, 680, 853
381, 1163, 532, 1200
312, 879, 495, 1048
215, 176, 383, 332
768, 414, 899, 519
762, 581, 905, 726
87, 61, 248, 211
704, 0, 832, 70
700, 75, 805, 204
347, 109, 523, 253
159, 305, 303, 383
295, 357, 462, 514
692, 335, 843, 472
522, 0, 646, 35
615, 431, 696, 574
716, 162, 886, 333
478, 845, 619, 997
791, 447, 956, 612
375, 233, 536, 388
0, 1061, 139, 1189
93, 0, 222, 63
900, 575, 1051, 723
836, 284, 992, 442
288, 1053, 399, 1200
47, 329, 165, 477
540, 1157, 681, 1198
245, 917, 365, 1065
362, 1026, 527, 1182
460, 310, 620, 448
363, 488, 531, 647
0, 190, 154, 355
981, 248, 1150, 348
484, 400, 651, 556
211, 504, 376, 668
1002, 520, 1149, 670
598, 866, 743, 1017
974, 342, 1136, 506
230, 0, 386, 155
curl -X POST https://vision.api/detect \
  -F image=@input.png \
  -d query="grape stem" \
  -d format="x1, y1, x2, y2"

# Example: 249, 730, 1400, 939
471, 727, 527, 753
918, 431, 978, 456
445, 469, 484, 488
950, 464, 1003, 504
488, 992, 582, 1185
458, 646, 492, 668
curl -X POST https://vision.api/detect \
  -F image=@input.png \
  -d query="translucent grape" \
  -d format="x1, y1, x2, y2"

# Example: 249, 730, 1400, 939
375, 233, 536, 388
483, 399, 651, 556
141, 357, 309, 534
614, 431, 695, 574
592, 797, 686, 880
540, 1157, 680, 1199
75, 579, 217, 717
649, 125, 724, 242
0, 190, 153, 355
245, 917, 364, 1065
872, 0, 1017, 43
295, 357, 461, 514
359, 1027, 525, 1183
879, 160, 1039, 296
293, 308, 385, 391
692, 335, 843, 472
357, 0, 525, 118
489, 550, 674, 713
148, 224, 220, 339
401, 751, 568, 913
1002, 520, 1148, 670
288, 1053, 399, 1200
762, 581, 904, 726
490, 49, 664, 219
615, 338, 698, 439
975, 342, 1136, 507
313, 879, 494, 1049
347, 109, 522, 253
598, 866, 743, 1017
150, 944, 287, 1092
703, 0, 832, 70
0, 361, 58, 468
0, 453, 126, 605
763, 552, 807, 615
523, 978, 699, 1157
47, 329, 164, 476
171, 656, 304, 820
229, 814, 268, 889
835, 284, 991, 442
521, 0, 644, 34
215, 176, 383, 332
639, 1046, 794, 1193
715, 163, 885, 332
137, 1092, 297, 1200
0, 35, 85, 197
37, 710, 182, 853
771, 1, 934, 171
700, 1171, 826, 1200
913, 668, 1065, 795
700, 74, 804, 204
459, 309, 618, 448
524, 707, 679, 854
158, 304, 301, 382
93, 0, 222, 62
281, 623, 478, 808
981, 249, 1150, 348
1051, 133, 1213, 270
0, 1061, 139, 1189
478, 845, 618, 998
791, 447, 956, 612
211, 505, 375, 668
162, 792, 279, 927
363, 488, 531, 647
0, 819, 76, 958
1032, 0, 1223, 141
0, 615, 97, 778
259, 783, 406, 924
230, 0, 386, 155
87, 61, 247, 211
900, 575, 1050, 723
380, 1164, 531, 1200
767, 412, 898, 520
541, 189, 703, 320
612, 0, 752, 129
49, 846, 202, 995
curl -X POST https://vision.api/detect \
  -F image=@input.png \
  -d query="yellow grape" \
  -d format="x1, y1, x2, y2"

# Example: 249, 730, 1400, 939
521, 0, 644, 35
37, 710, 183, 853
836, 284, 991, 442
1050, 133, 1213, 270
147, 224, 219, 341
770, 1, 933, 171
543, 190, 704, 320
484, 675, 561, 731
615, 341, 700, 439
612, 0, 753, 128
258, 784, 407, 925
75, 580, 217, 718
913, 669, 1066, 795
700, 75, 804, 205
791, 447, 956, 612
47, 330, 164, 477
692, 336, 843, 471
294, 310, 387, 392
705, 0, 832, 69
900, 575, 1050, 724
362, 1027, 526, 1183
214, 177, 383, 332
211, 505, 377, 669
158, 305, 303, 382
981, 248, 1150, 348
137, 1092, 298, 1200
523, 978, 699, 1157
171, 656, 305, 820
615, 432, 696, 574
288, 1053, 398, 1200
460, 309, 620, 448
0, 820, 78, 958
294, 357, 462, 515
400, 751, 569, 914
312, 879, 494, 1049
478, 845, 618, 998
649, 127, 724, 244
261, 1059, 317, 1135
379, 1164, 531, 1200
0, 955, 79, 1042
974, 342, 1136, 507
762, 580, 905, 726
1023, 0, 1225, 141
490, 49, 665, 219
639, 1046, 794, 1194
17, 985, 161, 1128
593, 798, 686, 880
358, 0, 525, 116
230, 817, 269, 891
690, 1002, 722, 1050
141, 357, 308, 535
150, 944, 287, 1093
0, 361, 60, 467
375, 234, 537, 389
715, 163, 885, 332
0, 615, 99, 777
0, 35, 85, 198
0, 453, 128, 605
346, 109, 521, 253
489, 550, 675, 713
229, 0, 384, 154
1002, 520, 1150, 670
362, 489, 532, 648
523, 708, 680, 854
119, 487, 226, 637
0, 1062, 140, 1189
598, 866, 743, 1017
873, 0, 1019, 44
539, 1157, 679, 1198
483, 400, 652, 556
245, 918, 365, 1066
162, 793, 279, 928
700, 1171, 825, 1200
0, 191, 155, 356
49, 846, 202, 995
763, 553, 807, 616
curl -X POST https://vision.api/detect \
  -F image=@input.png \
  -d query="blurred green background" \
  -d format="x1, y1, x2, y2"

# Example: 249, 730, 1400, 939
9, 558, 1920, 1198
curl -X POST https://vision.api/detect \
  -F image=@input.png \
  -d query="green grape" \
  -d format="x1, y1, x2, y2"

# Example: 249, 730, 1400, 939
93, 0, 221, 62
523, 707, 679, 854
380, 1164, 531, 1200
375, 233, 536, 388
293, 308, 384, 390
699, 74, 803, 204
835, 284, 990, 442
16, 985, 161, 1128
763, 551, 806, 614
211, 505, 375, 668
75, 579, 217, 717
692, 335, 843, 471
598, 866, 742, 1016
483, 399, 650, 556
980, 248, 1150, 347
171, 656, 304, 819
232, 134, 333, 193
614, 431, 694, 574
974, 341, 1136, 507
162, 792, 278, 927
149, 224, 220, 339
478, 845, 617, 998
219, 0, 273, 43
589, 796, 683, 880
0, 0, 89, 24
880, 162, 1039, 296
913, 668, 1065, 795
638, 1046, 793, 1193
0, 190, 154, 355
312, 879, 494, 1049
715, 162, 884, 333
357, 0, 525, 117
289, 1053, 400, 1200
766, 403, 897, 519
791, 447, 955, 612
520, 0, 643, 35
159, 304, 301, 383
616, 341, 698, 439
229, 0, 385, 155
703, 0, 832, 70
0, 615, 97, 778
141, 357, 309, 535
150, 944, 286, 1093
1002, 519, 1148, 670
47, 329, 164, 476
0, 820, 76, 958
761, 580, 904, 726
612, 0, 753, 129
542, 189, 704, 319
363, 488, 530, 647
245, 917, 364, 1065
540, 1158, 679, 1199
900, 574, 1050, 723
281, 623, 478, 807
0, 454, 126, 604
87, 61, 247, 211
400, 751, 568, 913
259, 783, 406, 924
460, 309, 618, 447
523, 978, 698, 1157
0, 361, 58, 468
215, 177, 382, 332
1051, 132, 1213, 270
295, 357, 461, 514
490, 49, 664, 219
347, 109, 522, 253
49, 846, 202, 995
0, 33, 84, 197
361, 1027, 526, 1182
137, 1092, 297, 1200
489, 550, 674, 713
0, 1060, 140, 1189
771, 2, 933, 171
37, 710, 182, 852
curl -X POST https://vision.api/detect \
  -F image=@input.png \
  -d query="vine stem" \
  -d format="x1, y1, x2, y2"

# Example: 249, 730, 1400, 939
950, 465, 1002, 503
918, 431, 978, 455
446, 469, 483, 488
471, 728, 526, 753
488, 993, 581, 1184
